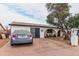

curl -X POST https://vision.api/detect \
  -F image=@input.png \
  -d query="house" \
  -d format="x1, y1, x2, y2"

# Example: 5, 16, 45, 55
9, 22, 63, 38
0, 23, 7, 39
0, 23, 6, 33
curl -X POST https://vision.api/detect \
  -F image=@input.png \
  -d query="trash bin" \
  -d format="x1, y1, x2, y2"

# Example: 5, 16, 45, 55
71, 29, 78, 46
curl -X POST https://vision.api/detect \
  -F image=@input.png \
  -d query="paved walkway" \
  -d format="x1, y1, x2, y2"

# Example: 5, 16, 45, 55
0, 38, 79, 56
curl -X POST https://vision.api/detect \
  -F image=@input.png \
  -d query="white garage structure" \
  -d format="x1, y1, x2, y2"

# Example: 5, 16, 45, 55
9, 22, 63, 38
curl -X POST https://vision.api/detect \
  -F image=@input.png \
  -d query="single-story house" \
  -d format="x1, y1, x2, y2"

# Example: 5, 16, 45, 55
9, 22, 63, 38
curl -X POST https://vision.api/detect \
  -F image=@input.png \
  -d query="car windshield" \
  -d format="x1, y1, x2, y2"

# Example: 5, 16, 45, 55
13, 30, 30, 35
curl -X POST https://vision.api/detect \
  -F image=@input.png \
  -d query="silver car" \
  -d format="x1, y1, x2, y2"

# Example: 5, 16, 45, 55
10, 30, 33, 46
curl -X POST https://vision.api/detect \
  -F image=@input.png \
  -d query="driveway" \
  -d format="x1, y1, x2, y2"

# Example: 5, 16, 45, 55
0, 38, 79, 56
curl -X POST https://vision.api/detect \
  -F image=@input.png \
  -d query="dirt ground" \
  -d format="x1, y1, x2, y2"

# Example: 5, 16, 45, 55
0, 38, 79, 56
0, 39, 9, 48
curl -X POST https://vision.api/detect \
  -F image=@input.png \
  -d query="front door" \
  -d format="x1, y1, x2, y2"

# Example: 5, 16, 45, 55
35, 28, 40, 38
31, 28, 40, 38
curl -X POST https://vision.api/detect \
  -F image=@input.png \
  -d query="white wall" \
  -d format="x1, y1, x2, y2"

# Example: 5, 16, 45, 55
11, 26, 30, 33
40, 28, 47, 38
11, 26, 46, 38
11, 26, 59, 38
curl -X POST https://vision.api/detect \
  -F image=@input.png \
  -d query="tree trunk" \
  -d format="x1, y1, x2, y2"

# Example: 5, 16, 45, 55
58, 19, 71, 40
64, 30, 71, 40
56, 14, 71, 40
61, 24, 71, 40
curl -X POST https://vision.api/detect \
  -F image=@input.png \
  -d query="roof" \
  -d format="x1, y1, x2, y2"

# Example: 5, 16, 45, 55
0, 23, 6, 31
0, 30, 7, 34
9, 22, 57, 28
0, 22, 7, 33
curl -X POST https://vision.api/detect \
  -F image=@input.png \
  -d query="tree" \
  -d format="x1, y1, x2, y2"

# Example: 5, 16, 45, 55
68, 14, 79, 28
46, 3, 71, 40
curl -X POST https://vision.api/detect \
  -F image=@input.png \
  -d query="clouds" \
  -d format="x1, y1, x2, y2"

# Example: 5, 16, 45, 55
0, 3, 48, 26
4, 3, 48, 20
0, 4, 12, 26
0, 3, 79, 27
70, 3, 79, 16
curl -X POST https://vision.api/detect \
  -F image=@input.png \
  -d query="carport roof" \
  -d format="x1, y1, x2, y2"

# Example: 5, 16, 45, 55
9, 22, 57, 28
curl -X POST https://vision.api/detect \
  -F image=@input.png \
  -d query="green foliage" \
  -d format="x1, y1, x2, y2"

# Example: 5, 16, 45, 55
46, 13, 54, 24
46, 3, 79, 29
46, 3, 70, 24
68, 14, 79, 28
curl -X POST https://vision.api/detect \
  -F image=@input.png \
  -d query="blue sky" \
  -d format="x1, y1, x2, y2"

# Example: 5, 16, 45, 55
0, 3, 79, 27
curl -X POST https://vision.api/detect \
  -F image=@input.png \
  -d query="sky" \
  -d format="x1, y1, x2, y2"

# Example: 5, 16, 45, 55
0, 3, 79, 27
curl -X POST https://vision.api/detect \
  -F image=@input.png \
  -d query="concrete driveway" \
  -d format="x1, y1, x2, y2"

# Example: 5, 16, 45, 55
0, 38, 79, 56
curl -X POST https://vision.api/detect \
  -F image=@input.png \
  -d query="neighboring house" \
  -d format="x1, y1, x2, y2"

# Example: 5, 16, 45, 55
0, 23, 6, 33
9, 22, 63, 38
0, 23, 7, 39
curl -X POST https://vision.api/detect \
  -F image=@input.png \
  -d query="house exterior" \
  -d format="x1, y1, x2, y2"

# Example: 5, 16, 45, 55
0, 23, 6, 33
9, 22, 63, 38
0, 23, 7, 39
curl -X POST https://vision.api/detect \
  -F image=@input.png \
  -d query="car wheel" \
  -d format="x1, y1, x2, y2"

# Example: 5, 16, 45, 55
11, 43, 14, 46
31, 42, 33, 44
30, 41, 33, 44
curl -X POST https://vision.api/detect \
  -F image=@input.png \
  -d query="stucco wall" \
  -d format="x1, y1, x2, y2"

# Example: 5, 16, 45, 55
11, 26, 61, 38
40, 28, 47, 38
11, 26, 47, 38
11, 26, 30, 33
